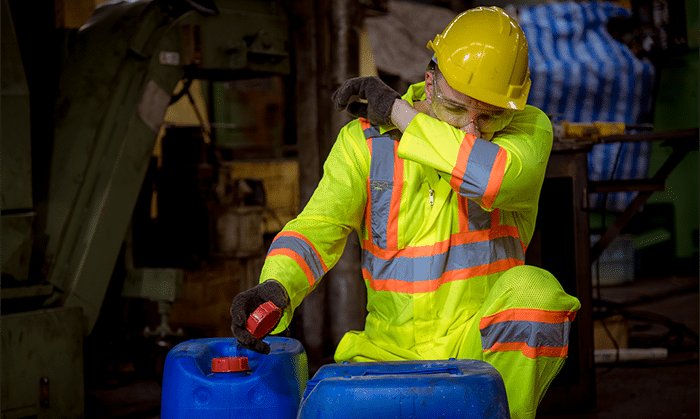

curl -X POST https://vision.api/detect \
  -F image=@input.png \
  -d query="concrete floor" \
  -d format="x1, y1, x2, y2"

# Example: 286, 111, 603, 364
86, 276, 699, 419
589, 275, 699, 419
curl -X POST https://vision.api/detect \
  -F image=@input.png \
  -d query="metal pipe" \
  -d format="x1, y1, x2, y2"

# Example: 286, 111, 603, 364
325, 0, 365, 354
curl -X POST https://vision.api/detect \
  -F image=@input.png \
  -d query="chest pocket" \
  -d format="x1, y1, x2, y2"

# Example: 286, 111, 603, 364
363, 120, 403, 250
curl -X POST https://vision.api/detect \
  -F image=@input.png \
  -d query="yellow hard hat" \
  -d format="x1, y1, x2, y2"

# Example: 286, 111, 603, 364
427, 6, 531, 110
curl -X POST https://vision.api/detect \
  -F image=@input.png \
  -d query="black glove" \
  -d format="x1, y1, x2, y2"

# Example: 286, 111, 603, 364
230, 280, 288, 354
332, 76, 401, 126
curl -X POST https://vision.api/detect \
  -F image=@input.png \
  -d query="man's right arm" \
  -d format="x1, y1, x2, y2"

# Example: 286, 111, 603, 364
257, 120, 370, 334
390, 99, 420, 132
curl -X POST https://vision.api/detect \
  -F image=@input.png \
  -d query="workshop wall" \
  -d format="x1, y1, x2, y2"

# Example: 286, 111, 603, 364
647, 48, 699, 263
646, 0, 698, 266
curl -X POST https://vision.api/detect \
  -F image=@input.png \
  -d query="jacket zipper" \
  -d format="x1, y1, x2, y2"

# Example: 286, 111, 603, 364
429, 189, 434, 208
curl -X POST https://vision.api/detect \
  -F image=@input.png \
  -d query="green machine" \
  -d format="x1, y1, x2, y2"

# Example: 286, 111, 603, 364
1, 0, 290, 417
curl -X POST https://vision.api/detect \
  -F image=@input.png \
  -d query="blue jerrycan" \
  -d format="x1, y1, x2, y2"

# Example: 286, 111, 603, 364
297, 358, 510, 419
161, 337, 308, 419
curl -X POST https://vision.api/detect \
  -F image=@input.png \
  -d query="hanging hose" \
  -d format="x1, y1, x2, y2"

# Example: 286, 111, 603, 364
169, 77, 194, 105
169, 77, 213, 145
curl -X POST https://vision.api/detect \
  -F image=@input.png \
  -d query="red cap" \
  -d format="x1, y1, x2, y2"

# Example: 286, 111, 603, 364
211, 356, 249, 373
246, 301, 282, 339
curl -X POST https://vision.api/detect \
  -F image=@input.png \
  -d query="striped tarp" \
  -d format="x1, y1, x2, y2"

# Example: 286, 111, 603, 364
517, 1, 656, 212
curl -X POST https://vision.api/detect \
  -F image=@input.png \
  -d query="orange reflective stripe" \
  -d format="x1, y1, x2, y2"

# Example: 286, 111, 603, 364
365, 137, 374, 246
361, 118, 372, 243
268, 231, 328, 287
480, 308, 576, 358
491, 208, 500, 227
484, 341, 570, 359
363, 257, 523, 293
479, 308, 578, 329
363, 120, 402, 251
277, 231, 329, 272
363, 223, 520, 260
450, 133, 477, 192
387, 140, 403, 250
267, 248, 317, 288
482, 147, 507, 209
457, 195, 469, 232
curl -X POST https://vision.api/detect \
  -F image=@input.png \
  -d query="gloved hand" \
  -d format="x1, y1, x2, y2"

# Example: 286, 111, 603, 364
230, 280, 289, 354
332, 76, 401, 126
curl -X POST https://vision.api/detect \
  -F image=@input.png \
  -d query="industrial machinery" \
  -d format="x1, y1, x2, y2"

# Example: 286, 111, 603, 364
1, 0, 291, 417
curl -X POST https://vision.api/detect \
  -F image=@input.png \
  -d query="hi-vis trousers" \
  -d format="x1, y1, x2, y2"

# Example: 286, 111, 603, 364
336, 265, 581, 419
458, 265, 581, 419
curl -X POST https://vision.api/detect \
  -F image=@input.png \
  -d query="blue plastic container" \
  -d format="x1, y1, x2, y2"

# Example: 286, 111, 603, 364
297, 359, 510, 419
161, 337, 308, 419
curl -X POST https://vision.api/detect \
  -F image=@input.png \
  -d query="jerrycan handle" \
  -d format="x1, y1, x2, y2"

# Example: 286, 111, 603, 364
361, 367, 462, 376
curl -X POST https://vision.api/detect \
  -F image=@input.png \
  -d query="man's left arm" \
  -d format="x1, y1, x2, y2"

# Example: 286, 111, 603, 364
397, 105, 553, 212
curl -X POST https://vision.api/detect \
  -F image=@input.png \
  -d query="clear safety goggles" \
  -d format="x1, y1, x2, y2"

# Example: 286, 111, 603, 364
431, 77, 514, 133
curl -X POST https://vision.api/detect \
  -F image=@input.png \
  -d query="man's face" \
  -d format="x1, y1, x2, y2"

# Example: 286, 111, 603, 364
426, 70, 513, 137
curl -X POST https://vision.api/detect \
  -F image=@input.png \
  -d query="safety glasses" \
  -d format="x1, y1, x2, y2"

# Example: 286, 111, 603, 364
431, 76, 514, 133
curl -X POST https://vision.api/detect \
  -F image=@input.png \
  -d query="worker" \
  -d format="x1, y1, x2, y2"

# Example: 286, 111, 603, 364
230, 6, 580, 419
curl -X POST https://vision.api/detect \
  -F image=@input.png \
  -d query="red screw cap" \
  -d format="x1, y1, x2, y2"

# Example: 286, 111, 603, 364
246, 301, 282, 339
211, 356, 249, 373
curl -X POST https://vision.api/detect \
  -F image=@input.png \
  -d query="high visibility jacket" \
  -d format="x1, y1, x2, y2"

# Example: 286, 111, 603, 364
261, 81, 554, 362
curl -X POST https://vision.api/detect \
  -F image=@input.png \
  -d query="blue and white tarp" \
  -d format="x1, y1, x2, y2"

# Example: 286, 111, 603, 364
517, 1, 656, 212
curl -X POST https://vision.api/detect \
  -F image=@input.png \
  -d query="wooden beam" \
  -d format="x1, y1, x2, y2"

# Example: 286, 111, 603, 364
588, 179, 665, 194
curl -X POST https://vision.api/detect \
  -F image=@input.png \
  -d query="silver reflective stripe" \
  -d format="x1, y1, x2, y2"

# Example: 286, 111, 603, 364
268, 235, 325, 282
467, 199, 492, 230
367, 132, 395, 249
363, 124, 381, 138
362, 235, 524, 282
457, 137, 500, 198
480, 319, 572, 351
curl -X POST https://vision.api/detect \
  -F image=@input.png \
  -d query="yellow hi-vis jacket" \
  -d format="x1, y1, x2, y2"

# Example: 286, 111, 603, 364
261, 82, 554, 362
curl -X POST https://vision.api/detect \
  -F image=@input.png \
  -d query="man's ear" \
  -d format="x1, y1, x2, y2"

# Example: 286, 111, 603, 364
425, 70, 434, 102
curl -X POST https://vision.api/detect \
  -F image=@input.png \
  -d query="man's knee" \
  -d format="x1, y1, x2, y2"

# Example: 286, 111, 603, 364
494, 265, 579, 311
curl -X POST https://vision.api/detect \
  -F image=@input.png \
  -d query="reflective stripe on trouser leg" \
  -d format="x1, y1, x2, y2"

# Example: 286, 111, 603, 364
458, 265, 581, 419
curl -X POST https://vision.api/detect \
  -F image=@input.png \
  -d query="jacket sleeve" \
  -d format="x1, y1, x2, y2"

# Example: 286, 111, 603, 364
397, 105, 552, 212
261, 119, 369, 333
